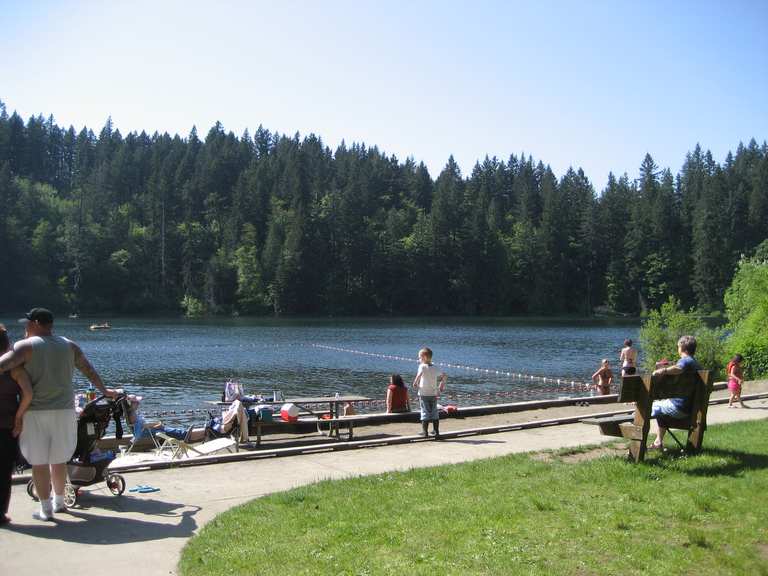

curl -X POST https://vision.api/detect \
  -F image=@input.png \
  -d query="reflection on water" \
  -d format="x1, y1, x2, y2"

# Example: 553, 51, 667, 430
0, 317, 639, 424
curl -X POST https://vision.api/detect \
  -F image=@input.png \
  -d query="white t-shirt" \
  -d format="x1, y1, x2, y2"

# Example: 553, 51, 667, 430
416, 363, 440, 396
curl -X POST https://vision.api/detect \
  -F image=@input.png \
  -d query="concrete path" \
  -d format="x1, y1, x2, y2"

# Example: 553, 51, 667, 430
1, 397, 767, 576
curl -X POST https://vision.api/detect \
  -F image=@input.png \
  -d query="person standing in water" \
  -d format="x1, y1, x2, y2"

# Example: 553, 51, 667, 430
591, 359, 614, 395
620, 339, 638, 376
412, 348, 446, 439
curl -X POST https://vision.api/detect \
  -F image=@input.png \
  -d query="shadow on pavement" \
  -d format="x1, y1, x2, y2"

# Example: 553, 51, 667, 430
4, 495, 200, 544
448, 438, 507, 445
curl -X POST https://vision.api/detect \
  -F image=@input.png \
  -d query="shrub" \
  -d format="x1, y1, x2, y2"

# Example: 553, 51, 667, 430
639, 297, 725, 375
180, 294, 207, 317
723, 250, 768, 379
725, 303, 768, 379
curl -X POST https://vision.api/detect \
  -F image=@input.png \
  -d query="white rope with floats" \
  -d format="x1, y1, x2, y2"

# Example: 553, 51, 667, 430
141, 388, 594, 419
311, 344, 592, 387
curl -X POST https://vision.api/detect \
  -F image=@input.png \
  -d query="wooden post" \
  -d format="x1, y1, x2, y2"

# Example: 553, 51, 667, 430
686, 370, 713, 452
622, 375, 652, 463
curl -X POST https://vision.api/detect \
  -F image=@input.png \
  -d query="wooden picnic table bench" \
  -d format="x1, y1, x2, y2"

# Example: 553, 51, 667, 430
315, 414, 380, 441
582, 370, 713, 462
242, 395, 372, 445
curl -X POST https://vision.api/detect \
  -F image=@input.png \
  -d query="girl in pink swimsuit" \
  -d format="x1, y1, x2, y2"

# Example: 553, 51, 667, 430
726, 354, 745, 408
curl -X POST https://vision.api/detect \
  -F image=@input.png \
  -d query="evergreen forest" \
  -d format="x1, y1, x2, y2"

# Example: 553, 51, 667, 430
1, 100, 766, 317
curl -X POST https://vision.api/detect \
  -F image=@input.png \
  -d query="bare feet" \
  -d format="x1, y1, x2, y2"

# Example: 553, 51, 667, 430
649, 442, 663, 450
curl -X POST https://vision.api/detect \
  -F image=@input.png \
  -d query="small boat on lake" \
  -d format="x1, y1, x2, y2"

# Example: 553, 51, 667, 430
90, 322, 112, 331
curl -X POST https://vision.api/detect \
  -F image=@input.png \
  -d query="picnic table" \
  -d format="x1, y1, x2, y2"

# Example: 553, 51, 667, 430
212, 395, 370, 417
582, 370, 713, 462
213, 395, 372, 444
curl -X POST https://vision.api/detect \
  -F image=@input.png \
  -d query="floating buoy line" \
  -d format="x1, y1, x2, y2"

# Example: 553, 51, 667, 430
140, 387, 595, 420
133, 344, 593, 421
311, 343, 592, 388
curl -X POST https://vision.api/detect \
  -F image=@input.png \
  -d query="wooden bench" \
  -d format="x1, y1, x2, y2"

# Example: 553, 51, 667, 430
584, 370, 713, 462
247, 418, 319, 446
316, 414, 375, 440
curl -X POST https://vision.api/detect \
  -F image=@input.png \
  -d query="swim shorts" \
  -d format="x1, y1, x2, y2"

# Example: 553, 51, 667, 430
19, 409, 77, 465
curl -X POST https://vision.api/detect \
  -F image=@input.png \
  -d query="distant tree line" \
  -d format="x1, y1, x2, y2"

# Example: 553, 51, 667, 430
0, 100, 766, 316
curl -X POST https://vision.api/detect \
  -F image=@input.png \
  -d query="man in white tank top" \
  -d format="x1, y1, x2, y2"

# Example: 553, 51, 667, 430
0, 308, 116, 521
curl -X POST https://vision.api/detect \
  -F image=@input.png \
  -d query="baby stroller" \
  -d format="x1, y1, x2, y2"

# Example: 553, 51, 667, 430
27, 393, 131, 507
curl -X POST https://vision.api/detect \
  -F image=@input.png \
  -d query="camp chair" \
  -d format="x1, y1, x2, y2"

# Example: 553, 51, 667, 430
125, 414, 165, 454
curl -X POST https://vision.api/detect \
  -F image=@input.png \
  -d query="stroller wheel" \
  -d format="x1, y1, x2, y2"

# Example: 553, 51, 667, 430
64, 483, 78, 507
27, 479, 38, 501
27, 480, 77, 506
106, 473, 126, 496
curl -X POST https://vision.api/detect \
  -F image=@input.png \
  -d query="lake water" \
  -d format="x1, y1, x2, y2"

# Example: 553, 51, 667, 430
0, 317, 640, 425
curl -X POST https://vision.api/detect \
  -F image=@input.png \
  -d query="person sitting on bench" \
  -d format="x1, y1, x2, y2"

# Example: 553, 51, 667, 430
649, 335, 701, 450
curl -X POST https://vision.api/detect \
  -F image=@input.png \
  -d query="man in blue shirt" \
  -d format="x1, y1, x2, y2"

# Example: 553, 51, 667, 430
650, 335, 702, 450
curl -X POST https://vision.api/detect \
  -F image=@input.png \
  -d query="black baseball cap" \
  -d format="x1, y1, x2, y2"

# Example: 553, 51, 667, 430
19, 307, 54, 324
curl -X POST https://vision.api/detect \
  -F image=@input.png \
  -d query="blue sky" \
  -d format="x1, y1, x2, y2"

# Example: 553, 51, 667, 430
1, 0, 766, 191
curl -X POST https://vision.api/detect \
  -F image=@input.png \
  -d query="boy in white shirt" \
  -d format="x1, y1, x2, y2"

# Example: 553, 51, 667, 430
412, 348, 447, 439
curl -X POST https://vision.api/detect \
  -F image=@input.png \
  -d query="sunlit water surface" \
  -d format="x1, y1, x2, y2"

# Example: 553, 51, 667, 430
0, 317, 640, 425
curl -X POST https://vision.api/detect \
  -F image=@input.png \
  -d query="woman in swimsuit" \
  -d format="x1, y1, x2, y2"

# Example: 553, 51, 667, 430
620, 339, 637, 376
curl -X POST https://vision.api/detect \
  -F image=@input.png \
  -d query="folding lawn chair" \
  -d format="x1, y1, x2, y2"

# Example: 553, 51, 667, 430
125, 413, 164, 454
155, 433, 236, 459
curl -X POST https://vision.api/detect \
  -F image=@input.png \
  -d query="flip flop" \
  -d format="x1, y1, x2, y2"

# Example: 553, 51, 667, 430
137, 486, 159, 493
129, 484, 151, 492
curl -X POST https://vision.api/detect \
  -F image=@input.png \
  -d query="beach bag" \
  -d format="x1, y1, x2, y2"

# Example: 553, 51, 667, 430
280, 403, 300, 423
253, 404, 274, 422
224, 379, 244, 402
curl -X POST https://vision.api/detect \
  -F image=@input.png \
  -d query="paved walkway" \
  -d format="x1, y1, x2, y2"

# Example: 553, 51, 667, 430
1, 397, 767, 576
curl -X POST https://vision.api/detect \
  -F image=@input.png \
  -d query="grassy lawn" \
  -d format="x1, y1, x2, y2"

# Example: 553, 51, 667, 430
180, 420, 768, 576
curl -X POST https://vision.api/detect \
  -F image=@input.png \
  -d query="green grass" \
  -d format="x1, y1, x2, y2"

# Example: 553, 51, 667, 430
180, 420, 768, 576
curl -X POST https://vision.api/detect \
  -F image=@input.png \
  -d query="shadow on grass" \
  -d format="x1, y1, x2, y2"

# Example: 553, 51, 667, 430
646, 446, 768, 478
